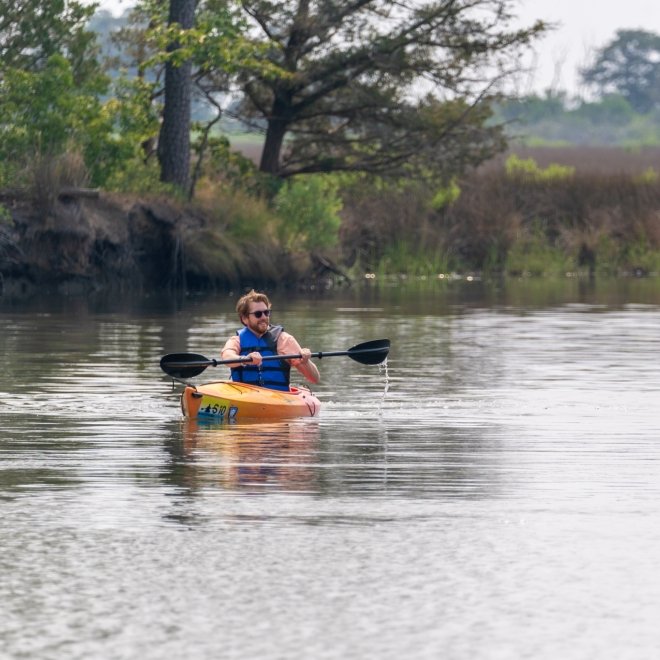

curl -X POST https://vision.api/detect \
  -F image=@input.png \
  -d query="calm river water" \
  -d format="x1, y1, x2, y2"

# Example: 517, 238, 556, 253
2, 279, 660, 659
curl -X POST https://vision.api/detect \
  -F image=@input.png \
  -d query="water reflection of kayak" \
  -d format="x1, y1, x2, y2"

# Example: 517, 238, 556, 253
180, 381, 321, 421
180, 418, 320, 491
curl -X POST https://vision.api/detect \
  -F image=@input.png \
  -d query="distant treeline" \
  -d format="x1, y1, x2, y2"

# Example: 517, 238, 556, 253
494, 92, 660, 147
494, 29, 660, 146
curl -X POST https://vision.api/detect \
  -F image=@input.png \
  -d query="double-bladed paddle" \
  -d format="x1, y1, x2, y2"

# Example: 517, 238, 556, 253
160, 338, 390, 379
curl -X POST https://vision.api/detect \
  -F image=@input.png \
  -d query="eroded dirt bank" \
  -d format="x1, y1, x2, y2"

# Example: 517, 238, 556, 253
0, 191, 340, 298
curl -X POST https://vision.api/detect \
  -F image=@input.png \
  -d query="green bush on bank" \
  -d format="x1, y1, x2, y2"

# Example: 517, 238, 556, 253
274, 175, 343, 251
0, 204, 12, 226
0, 55, 142, 190
183, 175, 357, 284
104, 160, 182, 197
431, 178, 461, 210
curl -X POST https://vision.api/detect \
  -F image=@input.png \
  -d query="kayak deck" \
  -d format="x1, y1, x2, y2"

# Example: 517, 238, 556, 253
180, 380, 321, 420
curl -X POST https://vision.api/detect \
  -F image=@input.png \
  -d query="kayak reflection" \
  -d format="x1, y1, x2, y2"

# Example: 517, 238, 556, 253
179, 418, 320, 492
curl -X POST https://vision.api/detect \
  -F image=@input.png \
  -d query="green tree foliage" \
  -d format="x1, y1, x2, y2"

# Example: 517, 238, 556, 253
0, 0, 100, 85
101, 1, 546, 187
492, 31, 660, 146
234, 0, 546, 179
0, 0, 145, 189
0, 55, 142, 188
581, 29, 660, 114
431, 179, 461, 210
112, 0, 268, 193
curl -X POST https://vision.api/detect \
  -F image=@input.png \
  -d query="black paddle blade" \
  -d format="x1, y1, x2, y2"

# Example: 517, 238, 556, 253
347, 339, 390, 365
160, 353, 213, 379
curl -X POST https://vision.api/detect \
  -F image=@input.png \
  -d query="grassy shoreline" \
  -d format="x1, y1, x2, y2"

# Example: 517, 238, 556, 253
2, 145, 660, 297
336, 147, 660, 282
215, 139, 660, 281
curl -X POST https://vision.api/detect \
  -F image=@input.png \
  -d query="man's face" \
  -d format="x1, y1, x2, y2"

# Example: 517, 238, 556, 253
242, 301, 271, 336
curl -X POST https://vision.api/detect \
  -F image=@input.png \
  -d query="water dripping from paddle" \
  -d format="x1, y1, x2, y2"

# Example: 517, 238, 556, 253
378, 357, 390, 407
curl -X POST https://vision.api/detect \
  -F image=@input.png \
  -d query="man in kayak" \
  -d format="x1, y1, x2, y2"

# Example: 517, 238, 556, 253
221, 289, 320, 391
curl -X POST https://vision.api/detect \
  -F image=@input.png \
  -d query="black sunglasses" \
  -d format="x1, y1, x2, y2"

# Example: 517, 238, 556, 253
248, 309, 271, 318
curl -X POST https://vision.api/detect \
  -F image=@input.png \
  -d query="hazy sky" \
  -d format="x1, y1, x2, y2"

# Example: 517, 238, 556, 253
93, 0, 660, 95
513, 0, 659, 94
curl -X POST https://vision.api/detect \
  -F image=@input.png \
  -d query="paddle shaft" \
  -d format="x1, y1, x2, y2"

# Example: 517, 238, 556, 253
160, 339, 390, 378
173, 347, 383, 368
242, 347, 383, 362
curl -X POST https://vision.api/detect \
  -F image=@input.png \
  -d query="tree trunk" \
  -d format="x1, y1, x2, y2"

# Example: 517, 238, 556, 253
259, 98, 290, 175
158, 0, 195, 195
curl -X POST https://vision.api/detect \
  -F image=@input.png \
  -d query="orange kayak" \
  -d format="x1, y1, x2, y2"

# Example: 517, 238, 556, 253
180, 381, 321, 421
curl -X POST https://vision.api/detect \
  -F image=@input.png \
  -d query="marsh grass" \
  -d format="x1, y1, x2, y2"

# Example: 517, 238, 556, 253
338, 151, 660, 279
195, 180, 277, 242
370, 242, 455, 278
339, 180, 450, 273
504, 223, 576, 277
449, 171, 660, 277
181, 226, 245, 285
485, 145, 660, 176
31, 151, 90, 216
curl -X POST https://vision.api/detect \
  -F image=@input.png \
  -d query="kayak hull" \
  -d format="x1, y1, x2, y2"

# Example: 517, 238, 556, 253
180, 381, 321, 421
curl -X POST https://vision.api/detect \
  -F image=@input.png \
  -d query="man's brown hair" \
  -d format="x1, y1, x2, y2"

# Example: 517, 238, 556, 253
236, 289, 271, 321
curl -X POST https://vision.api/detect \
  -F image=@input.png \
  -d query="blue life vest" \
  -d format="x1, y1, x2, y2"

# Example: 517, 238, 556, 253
230, 325, 291, 391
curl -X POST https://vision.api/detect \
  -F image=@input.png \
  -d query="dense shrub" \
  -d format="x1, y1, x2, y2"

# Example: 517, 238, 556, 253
274, 175, 343, 251
0, 55, 142, 189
